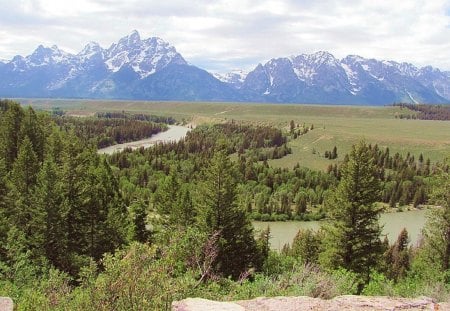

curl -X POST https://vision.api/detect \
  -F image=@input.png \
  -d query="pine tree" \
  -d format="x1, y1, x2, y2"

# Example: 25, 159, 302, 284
0, 159, 9, 262
19, 107, 46, 163
8, 137, 45, 261
174, 184, 196, 227
197, 151, 259, 279
33, 159, 68, 270
60, 136, 95, 275
331, 146, 338, 159
295, 192, 308, 216
128, 200, 150, 243
0, 102, 24, 170
384, 228, 410, 281
9, 137, 40, 224
290, 228, 321, 264
421, 163, 450, 271
254, 226, 270, 270
85, 158, 127, 260
320, 140, 383, 290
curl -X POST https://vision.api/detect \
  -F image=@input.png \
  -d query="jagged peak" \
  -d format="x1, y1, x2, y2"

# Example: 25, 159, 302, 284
31, 44, 66, 56
266, 57, 291, 67
254, 63, 264, 70
118, 30, 141, 46
78, 41, 102, 56
143, 36, 166, 45
343, 55, 367, 63
33, 44, 46, 53
312, 50, 336, 59
289, 51, 339, 67
419, 65, 442, 75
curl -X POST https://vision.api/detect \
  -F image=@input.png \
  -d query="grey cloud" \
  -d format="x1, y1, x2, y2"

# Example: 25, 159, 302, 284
0, 0, 449, 71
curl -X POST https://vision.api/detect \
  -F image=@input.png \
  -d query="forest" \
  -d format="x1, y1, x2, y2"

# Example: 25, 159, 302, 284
52, 113, 169, 149
394, 103, 450, 120
0, 99, 449, 310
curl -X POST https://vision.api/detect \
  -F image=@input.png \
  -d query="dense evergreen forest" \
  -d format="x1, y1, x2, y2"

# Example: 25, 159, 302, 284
51, 113, 168, 149
1, 99, 450, 310
394, 103, 450, 120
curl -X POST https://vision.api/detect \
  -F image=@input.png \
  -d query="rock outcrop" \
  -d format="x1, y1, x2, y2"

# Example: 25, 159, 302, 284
0, 297, 13, 311
173, 295, 450, 311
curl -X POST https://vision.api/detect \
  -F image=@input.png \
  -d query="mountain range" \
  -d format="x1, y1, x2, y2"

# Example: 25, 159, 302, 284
1, 30, 449, 105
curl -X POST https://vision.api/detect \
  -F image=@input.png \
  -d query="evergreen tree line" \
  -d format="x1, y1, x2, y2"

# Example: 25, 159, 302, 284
0, 100, 128, 277
53, 116, 168, 148
327, 144, 444, 209
96, 111, 176, 124
393, 103, 450, 121
1, 99, 450, 309
108, 124, 333, 221
0, 100, 267, 291
110, 123, 442, 224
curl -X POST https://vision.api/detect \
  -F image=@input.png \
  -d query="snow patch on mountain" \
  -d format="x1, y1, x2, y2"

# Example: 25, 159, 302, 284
213, 70, 248, 89
1, 32, 449, 104
78, 42, 103, 62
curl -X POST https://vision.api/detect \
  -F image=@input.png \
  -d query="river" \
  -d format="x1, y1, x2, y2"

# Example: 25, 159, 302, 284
97, 126, 429, 250
253, 209, 429, 250
98, 125, 191, 155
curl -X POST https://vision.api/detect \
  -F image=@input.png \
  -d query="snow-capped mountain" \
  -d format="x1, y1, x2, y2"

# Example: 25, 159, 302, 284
103, 30, 186, 78
213, 70, 248, 89
0, 32, 449, 104
0, 31, 236, 100
238, 52, 450, 104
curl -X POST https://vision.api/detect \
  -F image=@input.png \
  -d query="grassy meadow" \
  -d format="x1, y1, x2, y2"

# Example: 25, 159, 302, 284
22, 98, 450, 171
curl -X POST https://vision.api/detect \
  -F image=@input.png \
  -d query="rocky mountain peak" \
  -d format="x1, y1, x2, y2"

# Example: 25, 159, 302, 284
118, 30, 141, 47
27, 44, 72, 66
0, 32, 449, 104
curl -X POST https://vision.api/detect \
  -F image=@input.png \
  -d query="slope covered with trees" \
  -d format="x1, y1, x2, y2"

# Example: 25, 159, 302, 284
1, 99, 449, 310
52, 113, 168, 149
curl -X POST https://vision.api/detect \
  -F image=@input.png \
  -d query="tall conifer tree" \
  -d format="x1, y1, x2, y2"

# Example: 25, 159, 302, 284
320, 140, 382, 289
197, 151, 258, 278
421, 162, 450, 271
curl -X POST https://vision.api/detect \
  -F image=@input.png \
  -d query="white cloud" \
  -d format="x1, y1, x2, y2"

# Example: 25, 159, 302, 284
0, 0, 449, 72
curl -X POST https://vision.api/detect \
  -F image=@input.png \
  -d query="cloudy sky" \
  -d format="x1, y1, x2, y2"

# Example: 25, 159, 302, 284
1, 0, 449, 73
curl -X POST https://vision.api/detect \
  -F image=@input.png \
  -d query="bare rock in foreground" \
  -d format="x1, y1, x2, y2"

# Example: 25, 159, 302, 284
172, 298, 245, 311
173, 295, 450, 311
0, 297, 13, 311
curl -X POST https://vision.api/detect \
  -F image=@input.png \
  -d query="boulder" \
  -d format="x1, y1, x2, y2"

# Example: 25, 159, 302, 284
173, 295, 450, 311
0, 297, 13, 311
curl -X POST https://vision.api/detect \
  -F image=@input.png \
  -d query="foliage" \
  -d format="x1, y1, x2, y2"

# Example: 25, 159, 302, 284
1, 99, 450, 309
320, 141, 383, 290
420, 162, 450, 271
53, 115, 167, 148
394, 103, 450, 121
196, 151, 261, 279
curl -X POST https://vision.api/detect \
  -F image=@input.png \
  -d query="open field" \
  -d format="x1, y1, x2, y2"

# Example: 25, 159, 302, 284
21, 99, 450, 171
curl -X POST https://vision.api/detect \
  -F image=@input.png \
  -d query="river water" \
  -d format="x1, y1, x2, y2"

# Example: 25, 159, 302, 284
253, 209, 429, 250
96, 126, 429, 251
98, 125, 191, 155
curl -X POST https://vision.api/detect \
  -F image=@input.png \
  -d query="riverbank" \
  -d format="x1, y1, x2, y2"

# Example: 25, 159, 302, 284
97, 125, 191, 154
253, 209, 429, 250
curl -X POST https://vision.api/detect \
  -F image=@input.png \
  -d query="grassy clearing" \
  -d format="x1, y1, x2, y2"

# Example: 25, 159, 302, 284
21, 99, 450, 170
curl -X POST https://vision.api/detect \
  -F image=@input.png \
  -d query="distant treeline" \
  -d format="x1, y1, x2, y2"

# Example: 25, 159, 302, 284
394, 103, 450, 120
328, 144, 446, 209
109, 122, 441, 223
96, 111, 176, 124
53, 116, 168, 149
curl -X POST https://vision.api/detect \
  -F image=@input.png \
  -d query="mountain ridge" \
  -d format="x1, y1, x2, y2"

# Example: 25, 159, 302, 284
1, 31, 449, 105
